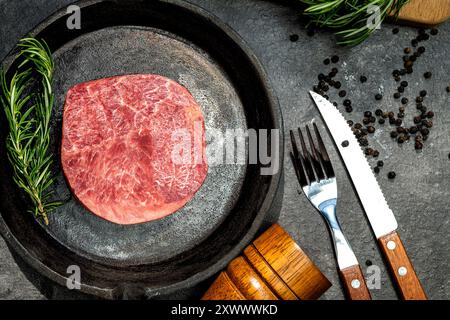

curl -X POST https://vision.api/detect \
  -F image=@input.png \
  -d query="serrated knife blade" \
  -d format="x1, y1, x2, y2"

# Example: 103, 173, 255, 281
309, 91, 397, 239
310, 91, 427, 300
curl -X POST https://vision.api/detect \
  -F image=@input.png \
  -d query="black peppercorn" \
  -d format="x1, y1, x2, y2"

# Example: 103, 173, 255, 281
365, 148, 374, 155
339, 90, 346, 97
399, 69, 407, 76
404, 47, 411, 54
411, 39, 418, 47
367, 126, 375, 133
388, 171, 396, 179
345, 105, 353, 113
378, 118, 385, 125
409, 126, 418, 134
406, 67, 413, 74
374, 166, 380, 174
398, 86, 405, 93
359, 138, 369, 146
394, 76, 401, 82
363, 118, 370, 125
393, 28, 399, 34
398, 112, 405, 118
375, 109, 382, 116
410, 55, 417, 62
343, 99, 352, 107
418, 46, 425, 54
397, 135, 406, 143
394, 92, 401, 99
390, 131, 398, 138
401, 97, 408, 104
419, 90, 427, 97
430, 28, 438, 35
422, 120, 433, 128
416, 96, 423, 103
414, 116, 421, 124
323, 58, 330, 65
399, 106, 405, 113
375, 93, 382, 100
389, 118, 396, 125
421, 128, 430, 135
360, 75, 367, 83
373, 150, 379, 157
400, 81, 408, 88
364, 111, 372, 118
370, 116, 376, 123
331, 55, 339, 63
396, 118, 403, 126
424, 71, 432, 79
404, 60, 413, 68
347, 120, 354, 126
415, 141, 423, 150
426, 111, 434, 118
377, 160, 384, 167
354, 123, 362, 129
333, 81, 341, 89
290, 34, 299, 42
318, 73, 325, 81
392, 70, 400, 77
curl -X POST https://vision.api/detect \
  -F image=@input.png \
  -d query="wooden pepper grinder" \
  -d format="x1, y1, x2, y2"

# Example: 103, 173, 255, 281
202, 224, 331, 300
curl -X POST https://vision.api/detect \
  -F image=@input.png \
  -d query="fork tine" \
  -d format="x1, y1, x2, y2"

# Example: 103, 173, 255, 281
313, 122, 335, 178
289, 131, 308, 187
297, 128, 316, 183
305, 125, 325, 181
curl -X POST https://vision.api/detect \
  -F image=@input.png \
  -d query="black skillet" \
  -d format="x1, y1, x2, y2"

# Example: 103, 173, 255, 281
0, 0, 283, 299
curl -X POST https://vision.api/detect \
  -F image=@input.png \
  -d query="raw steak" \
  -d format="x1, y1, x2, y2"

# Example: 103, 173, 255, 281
61, 74, 208, 224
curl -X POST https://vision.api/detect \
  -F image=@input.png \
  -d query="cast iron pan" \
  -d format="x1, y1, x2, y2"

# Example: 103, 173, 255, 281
0, 0, 283, 299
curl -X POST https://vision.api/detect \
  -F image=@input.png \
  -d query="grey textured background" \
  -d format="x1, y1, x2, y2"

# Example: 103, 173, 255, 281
0, 0, 449, 300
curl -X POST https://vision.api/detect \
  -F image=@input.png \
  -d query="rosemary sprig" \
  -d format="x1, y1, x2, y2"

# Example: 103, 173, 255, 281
300, 0, 410, 46
0, 37, 61, 225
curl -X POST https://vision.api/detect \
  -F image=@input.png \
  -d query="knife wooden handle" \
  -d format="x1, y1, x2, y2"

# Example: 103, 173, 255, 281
379, 231, 427, 300
339, 265, 372, 300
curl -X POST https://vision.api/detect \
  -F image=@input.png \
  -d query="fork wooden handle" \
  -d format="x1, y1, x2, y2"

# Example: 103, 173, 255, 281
339, 265, 372, 300
379, 231, 427, 300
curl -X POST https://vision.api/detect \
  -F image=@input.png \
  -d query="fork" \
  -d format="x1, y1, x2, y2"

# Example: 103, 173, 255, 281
289, 123, 371, 300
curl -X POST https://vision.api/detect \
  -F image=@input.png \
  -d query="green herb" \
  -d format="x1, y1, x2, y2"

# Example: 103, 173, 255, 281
0, 37, 61, 225
300, 0, 410, 46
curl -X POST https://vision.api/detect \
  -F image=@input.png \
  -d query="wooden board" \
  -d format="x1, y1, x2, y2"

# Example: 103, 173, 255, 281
390, 0, 450, 26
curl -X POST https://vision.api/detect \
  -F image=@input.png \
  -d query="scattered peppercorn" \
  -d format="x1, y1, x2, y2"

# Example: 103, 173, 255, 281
339, 90, 346, 97
377, 160, 384, 167
374, 166, 380, 174
415, 141, 423, 150
416, 96, 423, 103
373, 150, 379, 157
404, 47, 411, 54
375, 93, 382, 100
364, 111, 372, 118
420, 90, 427, 97
367, 126, 375, 133
421, 128, 430, 135
398, 112, 405, 118
334, 81, 342, 89
360, 75, 367, 83
414, 116, 421, 124
399, 107, 405, 113
400, 81, 408, 87
378, 118, 385, 125
392, 28, 399, 34
430, 28, 438, 36
354, 123, 362, 129
390, 131, 398, 138
393, 92, 401, 99
365, 148, 374, 155
388, 171, 396, 179
401, 97, 408, 105
426, 111, 434, 118
331, 55, 339, 63
343, 99, 352, 107
424, 72, 432, 79
411, 39, 418, 47
347, 120, 354, 126
418, 46, 425, 54
345, 105, 353, 113
396, 118, 403, 126
323, 58, 330, 65
331, 67, 338, 74
363, 118, 370, 125
289, 34, 299, 42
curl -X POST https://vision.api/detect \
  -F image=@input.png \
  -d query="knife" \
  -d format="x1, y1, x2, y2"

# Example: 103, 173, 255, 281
309, 91, 427, 300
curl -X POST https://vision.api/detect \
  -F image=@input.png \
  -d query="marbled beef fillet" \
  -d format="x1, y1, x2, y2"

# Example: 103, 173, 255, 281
61, 74, 208, 224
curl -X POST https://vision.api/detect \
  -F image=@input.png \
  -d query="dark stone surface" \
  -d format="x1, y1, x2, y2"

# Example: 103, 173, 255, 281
1, 0, 449, 300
